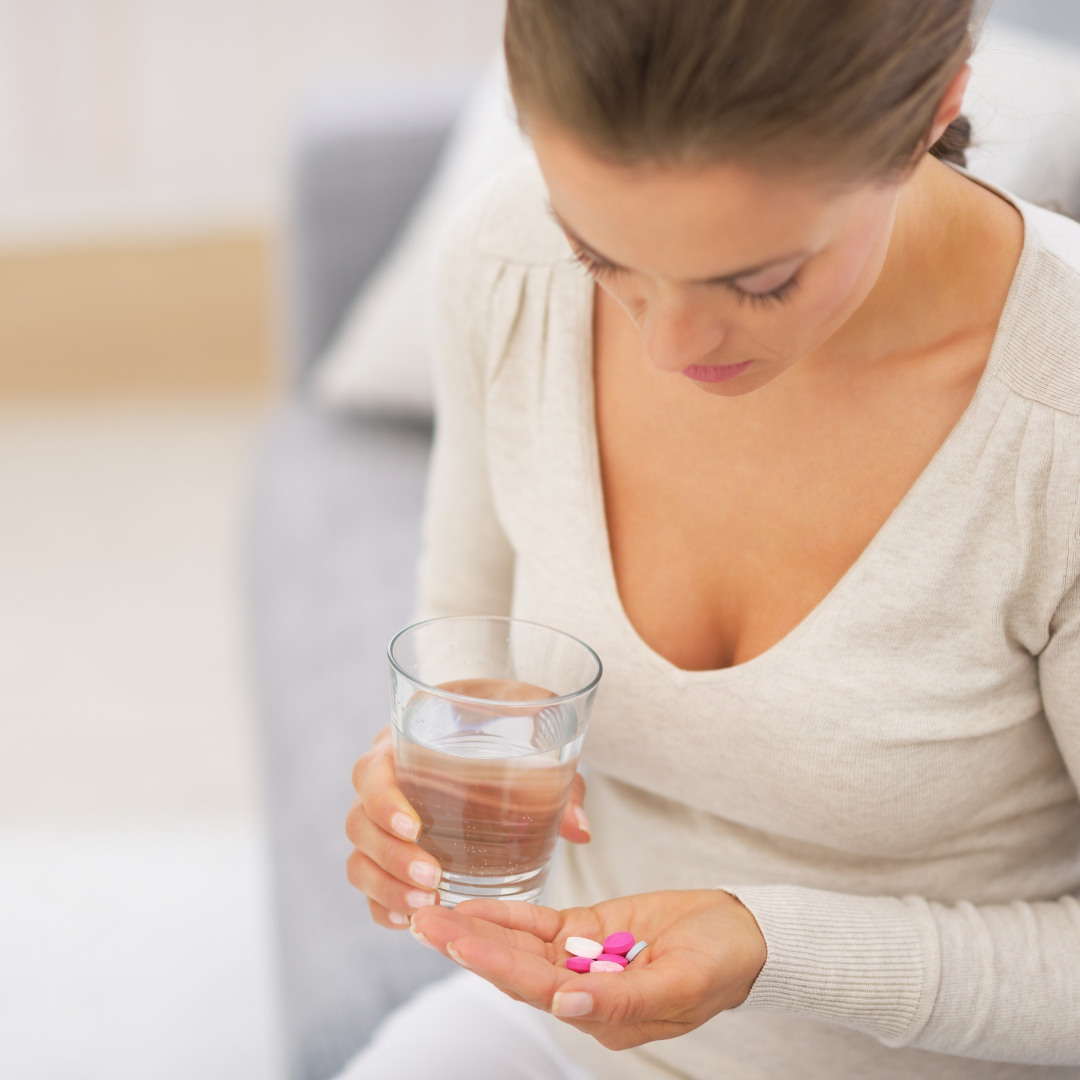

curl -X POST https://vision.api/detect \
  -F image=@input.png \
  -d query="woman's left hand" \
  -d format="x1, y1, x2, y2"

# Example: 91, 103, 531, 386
410, 889, 767, 1050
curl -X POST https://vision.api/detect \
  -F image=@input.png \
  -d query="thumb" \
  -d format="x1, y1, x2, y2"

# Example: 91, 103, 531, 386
551, 962, 698, 1027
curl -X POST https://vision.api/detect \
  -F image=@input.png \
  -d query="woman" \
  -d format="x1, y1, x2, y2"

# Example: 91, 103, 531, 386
342, 0, 1080, 1076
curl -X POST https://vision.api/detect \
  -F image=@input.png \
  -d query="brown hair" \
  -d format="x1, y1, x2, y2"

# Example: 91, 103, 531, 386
505, 0, 976, 179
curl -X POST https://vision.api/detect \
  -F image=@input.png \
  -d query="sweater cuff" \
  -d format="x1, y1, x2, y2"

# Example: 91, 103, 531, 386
721, 884, 940, 1046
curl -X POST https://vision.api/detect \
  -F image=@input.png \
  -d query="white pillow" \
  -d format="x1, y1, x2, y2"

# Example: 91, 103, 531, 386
965, 19, 1080, 219
315, 21, 1080, 419
312, 56, 531, 418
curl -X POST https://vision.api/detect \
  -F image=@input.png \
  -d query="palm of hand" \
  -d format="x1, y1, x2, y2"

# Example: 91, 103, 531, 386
412, 889, 766, 1050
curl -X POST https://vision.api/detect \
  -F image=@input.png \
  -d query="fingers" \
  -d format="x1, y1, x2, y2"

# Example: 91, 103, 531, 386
549, 962, 700, 1027
347, 848, 440, 917
425, 920, 574, 1011
345, 798, 442, 898
414, 908, 712, 1035
346, 728, 443, 919
367, 896, 412, 930
351, 728, 421, 842
412, 904, 554, 960
443, 934, 702, 1035
558, 773, 591, 844
453, 898, 567, 943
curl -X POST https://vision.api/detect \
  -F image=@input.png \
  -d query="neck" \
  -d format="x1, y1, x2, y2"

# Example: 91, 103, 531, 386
814, 156, 1022, 373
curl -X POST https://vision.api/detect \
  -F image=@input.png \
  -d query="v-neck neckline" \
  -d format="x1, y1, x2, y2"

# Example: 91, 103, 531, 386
575, 177, 1037, 684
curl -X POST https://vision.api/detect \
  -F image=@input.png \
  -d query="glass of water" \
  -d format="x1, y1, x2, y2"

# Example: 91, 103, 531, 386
388, 616, 602, 906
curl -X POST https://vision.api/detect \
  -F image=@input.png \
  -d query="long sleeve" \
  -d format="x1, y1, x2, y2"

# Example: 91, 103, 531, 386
727, 554, 1080, 1066
415, 202, 516, 620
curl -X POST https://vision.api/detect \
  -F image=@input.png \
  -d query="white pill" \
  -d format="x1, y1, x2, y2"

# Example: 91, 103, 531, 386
625, 940, 648, 962
565, 936, 604, 959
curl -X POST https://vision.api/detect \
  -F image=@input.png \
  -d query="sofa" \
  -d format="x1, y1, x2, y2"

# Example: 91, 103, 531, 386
247, 8, 1080, 1078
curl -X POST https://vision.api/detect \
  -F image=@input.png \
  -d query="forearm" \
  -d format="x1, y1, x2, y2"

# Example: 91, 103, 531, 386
724, 884, 1080, 1066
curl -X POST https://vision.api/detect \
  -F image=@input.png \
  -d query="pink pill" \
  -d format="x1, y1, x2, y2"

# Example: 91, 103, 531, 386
565, 956, 592, 973
596, 953, 628, 967
590, 960, 625, 973
602, 932, 635, 955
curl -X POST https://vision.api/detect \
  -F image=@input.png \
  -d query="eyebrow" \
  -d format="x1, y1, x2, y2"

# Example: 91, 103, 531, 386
548, 205, 807, 286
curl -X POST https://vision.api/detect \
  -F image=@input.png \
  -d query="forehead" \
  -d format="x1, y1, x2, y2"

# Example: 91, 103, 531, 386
531, 120, 872, 280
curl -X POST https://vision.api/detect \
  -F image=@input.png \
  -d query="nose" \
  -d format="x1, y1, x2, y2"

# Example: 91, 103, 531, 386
638, 292, 726, 373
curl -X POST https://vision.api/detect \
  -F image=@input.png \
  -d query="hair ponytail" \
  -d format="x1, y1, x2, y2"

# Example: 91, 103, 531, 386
929, 114, 972, 167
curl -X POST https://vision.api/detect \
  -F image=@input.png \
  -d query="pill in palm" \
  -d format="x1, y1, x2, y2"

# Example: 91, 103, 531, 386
565, 956, 592, 973
625, 940, 648, 962
590, 960, 625, 973
602, 932, 635, 955
565, 936, 604, 959
596, 953, 628, 967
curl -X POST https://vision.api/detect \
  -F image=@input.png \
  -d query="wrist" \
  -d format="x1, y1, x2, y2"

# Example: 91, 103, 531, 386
716, 889, 768, 1007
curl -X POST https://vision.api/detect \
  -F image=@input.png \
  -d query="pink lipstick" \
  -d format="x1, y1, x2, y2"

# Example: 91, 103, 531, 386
681, 360, 753, 383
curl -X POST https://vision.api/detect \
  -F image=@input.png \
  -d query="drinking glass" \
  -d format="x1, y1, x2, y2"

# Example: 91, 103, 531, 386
388, 615, 602, 906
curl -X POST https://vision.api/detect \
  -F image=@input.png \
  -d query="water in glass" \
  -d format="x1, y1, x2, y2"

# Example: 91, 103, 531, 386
394, 677, 583, 905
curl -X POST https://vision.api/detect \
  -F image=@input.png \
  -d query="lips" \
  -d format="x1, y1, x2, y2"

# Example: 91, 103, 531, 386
681, 360, 754, 383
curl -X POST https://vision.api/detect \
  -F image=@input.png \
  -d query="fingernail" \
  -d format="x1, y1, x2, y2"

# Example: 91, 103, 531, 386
407, 889, 437, 908
446, 942, 471, 969
388, 911, 410, 925
392, 813, 420, 840
408, 860, 441, 888
552, 991, 593, 1018
410, 924, 437, 950
574, 805, 592, 837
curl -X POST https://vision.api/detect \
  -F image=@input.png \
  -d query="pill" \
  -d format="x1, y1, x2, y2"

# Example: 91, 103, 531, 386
590, 960, 625, 973
565, 937, 604, 959
565, 956, 592, 973
596, 953, 628, 967
602, 932, 635, 955
625, 941, 648, 962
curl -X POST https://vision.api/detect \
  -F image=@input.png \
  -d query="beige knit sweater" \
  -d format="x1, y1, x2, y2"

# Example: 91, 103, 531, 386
417, 157, 1080, 1079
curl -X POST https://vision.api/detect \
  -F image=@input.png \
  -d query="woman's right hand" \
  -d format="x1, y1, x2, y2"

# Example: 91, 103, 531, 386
346, 725, 593, 929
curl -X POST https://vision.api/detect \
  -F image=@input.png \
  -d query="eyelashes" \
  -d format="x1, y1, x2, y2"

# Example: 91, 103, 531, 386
571, 247, 620, 280
735, 277, 799, 308
569, 246, 800, 307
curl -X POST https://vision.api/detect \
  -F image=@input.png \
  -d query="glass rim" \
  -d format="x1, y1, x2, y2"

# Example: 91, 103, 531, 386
388, 614, 603, 708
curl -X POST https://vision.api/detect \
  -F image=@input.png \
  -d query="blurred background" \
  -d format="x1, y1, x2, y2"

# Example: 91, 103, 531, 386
0, 2, 500, 1078
1, 1, 1078, 1079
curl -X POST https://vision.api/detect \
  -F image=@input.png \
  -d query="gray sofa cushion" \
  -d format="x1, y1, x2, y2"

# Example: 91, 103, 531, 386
288, 74, 475, 379
247, 402, 452, 1080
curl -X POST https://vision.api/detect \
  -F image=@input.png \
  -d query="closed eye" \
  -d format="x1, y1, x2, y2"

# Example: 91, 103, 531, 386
723, 257, 804, 306
570, 246, 620, 280
570, 239, 802, 306
725, 274, 800, 307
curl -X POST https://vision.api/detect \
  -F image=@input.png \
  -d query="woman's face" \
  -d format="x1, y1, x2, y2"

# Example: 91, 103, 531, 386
530, 118, 905, 397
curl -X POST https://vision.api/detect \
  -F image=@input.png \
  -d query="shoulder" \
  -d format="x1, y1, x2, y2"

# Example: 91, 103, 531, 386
995, 200, 1080, 416
440, 153, 573, 272
435, 154, 576, 386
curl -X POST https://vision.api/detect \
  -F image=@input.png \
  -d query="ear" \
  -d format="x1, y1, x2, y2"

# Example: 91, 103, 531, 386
927, 63, 972, 146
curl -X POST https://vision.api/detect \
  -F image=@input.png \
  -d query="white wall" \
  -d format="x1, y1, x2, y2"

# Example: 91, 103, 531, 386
0, 0, 504, 243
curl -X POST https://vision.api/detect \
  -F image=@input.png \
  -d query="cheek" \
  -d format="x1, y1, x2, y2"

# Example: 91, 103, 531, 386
598, 277, 648, 325
772, 236, 885, 351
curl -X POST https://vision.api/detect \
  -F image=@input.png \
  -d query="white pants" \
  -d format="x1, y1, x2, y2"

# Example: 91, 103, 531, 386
335, 970, 598, 1080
